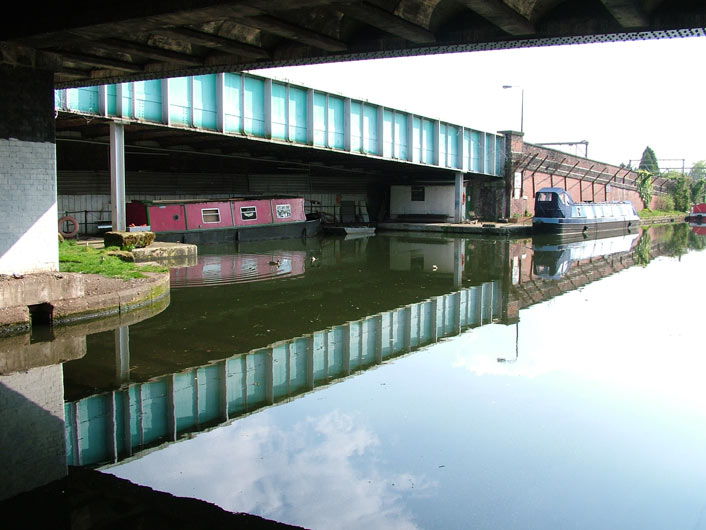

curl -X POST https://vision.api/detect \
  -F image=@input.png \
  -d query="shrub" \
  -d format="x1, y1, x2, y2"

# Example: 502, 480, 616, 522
652, 195, 674, 211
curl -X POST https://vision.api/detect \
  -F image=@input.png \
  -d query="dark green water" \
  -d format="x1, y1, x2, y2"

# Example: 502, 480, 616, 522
3, 225, 706, 529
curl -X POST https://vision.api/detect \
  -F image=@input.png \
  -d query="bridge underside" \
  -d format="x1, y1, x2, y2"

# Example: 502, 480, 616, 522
2, 1, 705, 88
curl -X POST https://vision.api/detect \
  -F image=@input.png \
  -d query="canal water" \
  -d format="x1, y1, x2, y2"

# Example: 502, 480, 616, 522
2, 224, 706, 529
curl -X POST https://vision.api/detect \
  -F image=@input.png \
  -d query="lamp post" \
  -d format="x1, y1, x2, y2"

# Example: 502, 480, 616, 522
502, 85, 524, 134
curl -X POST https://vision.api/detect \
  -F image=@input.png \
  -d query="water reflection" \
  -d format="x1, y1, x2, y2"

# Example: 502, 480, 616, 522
3, 225, 706, 525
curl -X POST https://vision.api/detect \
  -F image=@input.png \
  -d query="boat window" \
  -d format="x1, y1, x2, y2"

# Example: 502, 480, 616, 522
276, 204, 292, 219
411, 186, 425, 202
537, 192, 553, 202
240, 206, 257, 221
558, 193, 569, 205
201, 208, 221, 223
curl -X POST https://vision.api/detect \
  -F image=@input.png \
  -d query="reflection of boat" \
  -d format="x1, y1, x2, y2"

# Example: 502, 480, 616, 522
170, 252, 307, 288
532, 233, 640, 279
690, 223, 706, 236
686, 203, 706, 224
532, 187, 639, 238
126, 196, 321, 244
323, 225, 376, 237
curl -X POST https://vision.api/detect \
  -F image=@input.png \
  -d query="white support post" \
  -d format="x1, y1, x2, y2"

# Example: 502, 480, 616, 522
110, 122, 126, 232
264, 78, 272, 139
216, 73, 225, 133
454, 171, 463, 224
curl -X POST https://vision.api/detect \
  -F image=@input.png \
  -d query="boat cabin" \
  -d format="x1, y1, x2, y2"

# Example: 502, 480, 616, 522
534, 188, 574, 219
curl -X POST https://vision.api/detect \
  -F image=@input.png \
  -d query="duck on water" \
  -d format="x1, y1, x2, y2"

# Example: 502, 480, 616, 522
532, 187, 639, 238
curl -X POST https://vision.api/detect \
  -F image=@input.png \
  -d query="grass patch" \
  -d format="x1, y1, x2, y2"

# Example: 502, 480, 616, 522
638, 209, 687, 219
59, 241, 166, 279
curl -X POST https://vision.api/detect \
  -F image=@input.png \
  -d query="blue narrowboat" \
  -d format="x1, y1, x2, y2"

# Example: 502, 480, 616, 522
532, 187, 639, 237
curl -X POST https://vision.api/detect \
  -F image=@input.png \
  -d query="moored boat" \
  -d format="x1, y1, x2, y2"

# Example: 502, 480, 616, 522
686, 203, 706, 224
532, 187, 639, 238
126, 196, 321, 244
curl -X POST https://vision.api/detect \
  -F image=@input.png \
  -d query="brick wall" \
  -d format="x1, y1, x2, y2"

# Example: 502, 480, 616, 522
0, 365, 67, 500
503, 131, 664, 217
0, 65, 58, 274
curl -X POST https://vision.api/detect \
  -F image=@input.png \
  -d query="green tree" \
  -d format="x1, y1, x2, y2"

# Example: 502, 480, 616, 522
691, 178, 706, 204
636, 169, 654, 209
671, 174, 691, 211
689, 160, 706, 180
639, 146, 659, 175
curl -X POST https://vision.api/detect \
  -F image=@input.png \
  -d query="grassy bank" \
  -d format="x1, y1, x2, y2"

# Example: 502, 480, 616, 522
638, 209, 686, 219
59, 241, 166, 279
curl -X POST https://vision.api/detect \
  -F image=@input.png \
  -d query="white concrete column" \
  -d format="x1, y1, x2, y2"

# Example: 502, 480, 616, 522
454, 171, 464, 223
98, 85, 108, 117
110, 122, 126, 231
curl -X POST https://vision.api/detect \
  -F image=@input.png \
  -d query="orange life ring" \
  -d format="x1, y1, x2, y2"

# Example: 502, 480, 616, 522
58, 216, 79, 238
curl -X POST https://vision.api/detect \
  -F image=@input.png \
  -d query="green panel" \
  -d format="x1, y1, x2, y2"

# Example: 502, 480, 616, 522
197, 364, 222, 424
394, 112, 408, 160
327, 96, 345, 149
471, 130, 482, 172
382, 109, 393, 158
79, 396, 110, 464
363, 105, 379, 155
485, 133, 495, 175
361, 318, 377, 364
422, 120, 434, 164
193, 75, 217, 130
107, 84, 117, 116
245, 351, 267, 405
412, 117, 422, 163
67, 86, 99, 114
271, 82, 287, 140
313, 92, 326, 146
313, 333, 327, 383
141, 380, 168, 445
439, 124, 447, 167
134, 80, 163, 122
380, 313, 393, 358
495, 136, 505, 176
226, 357, 246, 415
348, 323, 360, 371
244, 76, 265, 136
447, 125, 459, 169
64, 403, 74, 465
223, 73, 242, 133
288, 86, 307, 144
420, 301, 433, 343
121, 83, 133, 119
290, 340, 309, 392
463, 130, 471, 171
350, 101, 363, 152
272, 344, 289, 398
174, 372, 196, 433
169, 77, 191, 126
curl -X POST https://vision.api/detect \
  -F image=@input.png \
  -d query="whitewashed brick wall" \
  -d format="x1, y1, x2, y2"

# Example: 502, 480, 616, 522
0, 139, 58, 274
0, 365, 67, 500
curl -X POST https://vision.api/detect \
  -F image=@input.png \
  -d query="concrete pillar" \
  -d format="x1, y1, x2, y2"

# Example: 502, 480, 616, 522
114, 326, 130, 384
454, 171, 464, 223
110, 122, 126, 231
0, 65, 58, 275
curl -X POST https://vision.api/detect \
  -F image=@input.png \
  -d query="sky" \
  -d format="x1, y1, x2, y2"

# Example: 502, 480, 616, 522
253, 35, 706, 171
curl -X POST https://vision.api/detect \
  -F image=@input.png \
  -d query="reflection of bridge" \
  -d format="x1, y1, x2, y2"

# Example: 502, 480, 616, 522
65, 280, 502, 467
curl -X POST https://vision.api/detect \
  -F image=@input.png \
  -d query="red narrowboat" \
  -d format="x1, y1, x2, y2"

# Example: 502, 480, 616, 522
126, 196, 321, 244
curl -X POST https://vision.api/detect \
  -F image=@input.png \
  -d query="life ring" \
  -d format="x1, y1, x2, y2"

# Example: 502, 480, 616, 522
58, 216, 79, 238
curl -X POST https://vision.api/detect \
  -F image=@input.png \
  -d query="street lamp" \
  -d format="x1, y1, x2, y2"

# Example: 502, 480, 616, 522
502, 85, 524, 134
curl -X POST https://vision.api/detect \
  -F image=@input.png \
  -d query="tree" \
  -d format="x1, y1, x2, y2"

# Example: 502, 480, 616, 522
636, 169, 654, 209
671, 174, 691, 211
639, 146, 659, 175
689, 160, 706, 181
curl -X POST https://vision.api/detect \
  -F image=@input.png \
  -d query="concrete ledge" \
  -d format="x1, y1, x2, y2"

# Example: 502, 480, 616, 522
378, 222, 533, 237
0, 271, 170, 338
132, 241, 198, 264
638, 215, 688, 226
